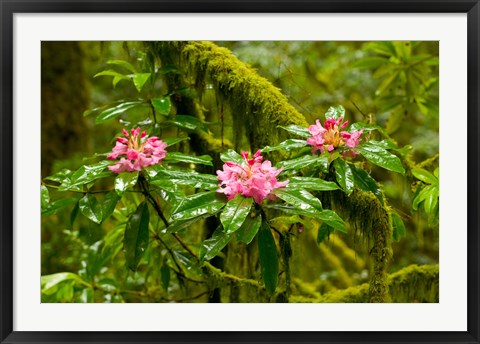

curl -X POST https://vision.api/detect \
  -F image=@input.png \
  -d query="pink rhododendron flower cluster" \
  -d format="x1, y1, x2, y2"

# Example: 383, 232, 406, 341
107, 128, 167, 174
306, 117, 364, 154
216, 150, 289, 204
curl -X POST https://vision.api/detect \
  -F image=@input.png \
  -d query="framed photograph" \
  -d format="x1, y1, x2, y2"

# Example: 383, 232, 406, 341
1, 1, 479, 343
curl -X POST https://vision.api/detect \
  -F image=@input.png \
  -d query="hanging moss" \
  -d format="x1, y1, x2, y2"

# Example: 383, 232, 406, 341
326, 189, 393, 302
290, 264, 439, 303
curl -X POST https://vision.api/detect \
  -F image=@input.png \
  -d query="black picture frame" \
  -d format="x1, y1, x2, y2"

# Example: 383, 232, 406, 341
1, 1, 479, 343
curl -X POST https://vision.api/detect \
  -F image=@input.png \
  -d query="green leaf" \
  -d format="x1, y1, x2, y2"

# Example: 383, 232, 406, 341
164, 152, 213, 166
41, 272, 90, 295
325, 105, 345, 120
316, 210, 347, 233
349, 163, 384, 205
423, 185, 439, 216
114, 171, 139, 195
199, 227, 233, 261
365, 41, 397, 57
149, 169, 218, 190
236, 213, 262, 244
107, 59, 136, 73
42, 197, 79, 216
352, 56, 388, 69
41, 185, 49, 208
286, 177, 339, 191
102, 191, 121, 221
349, 122, 382, 133
274, 188, 322, 212
278, 154, 328, 172
151, 97, 171, 116
258, 220, 278, 295
357, 143, 405, 174
333, 158, 354, 195
412, 168, 438, 185
166, 115, 207, 132
391, 211, 406, 241
261, 139, 307, 153
220, 150, 244, 164
162, 137, 190, 147
220, 195, 253, 234
132, 73, 151, 93
44, 168, 73, 183
263, 204, 345, 232
277, 124, 311, 138
95, 101, 145, 124
376, 71, 400, 96
69, 201, 79, 228
124, 202, 150, 271
317, 223, 334, 244
79, 193, 103, 224
94, 69, 129, 81
161, 263, 170, 291
168, 191, 226, 231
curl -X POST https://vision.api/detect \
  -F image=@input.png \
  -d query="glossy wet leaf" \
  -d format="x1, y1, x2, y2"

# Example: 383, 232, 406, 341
151, 97, 171, 115
277, 124, 311, 138
412, 168, 438, 185
199, 227, 233, 261
220, 195, 253, 234
287, 177, 339, 191
133, 73, 151, 93
44, 168, 73, 183
349, 163, 384, 205
357, 143, 405, 175
59, 161, 112, 191
325, 105, 345, 120
274, 188, 323, 213
391, 211, 406, 241
102, 191, 121, 221
42, 197, 79, 217
164, 152, 213, 166
258, 220, 278, 295
317, 223, 334, 244
169, 191, 226, 224
114, 171, 139, 195
236, 213, 262, 244
79, 193, 103, 224
124, 202, 150, 271
349, 122, 382, 133
261, 139, 307, 153
220, 150, 244, 164
41, 185, 49, 208
333, 158, 354, 195
95, 101, 145, 124
278, 154, 328, 172
150, 169, 218, 190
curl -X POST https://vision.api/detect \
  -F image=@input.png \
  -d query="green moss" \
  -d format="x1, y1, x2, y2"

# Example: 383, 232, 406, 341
290, 264, 439, 303
327, 189, 392, 302
155, 41, 308, 160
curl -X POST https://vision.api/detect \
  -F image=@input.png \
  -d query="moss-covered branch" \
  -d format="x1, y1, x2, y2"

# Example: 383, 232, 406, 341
153, 41, 308, 155
291, 264, 439, 303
